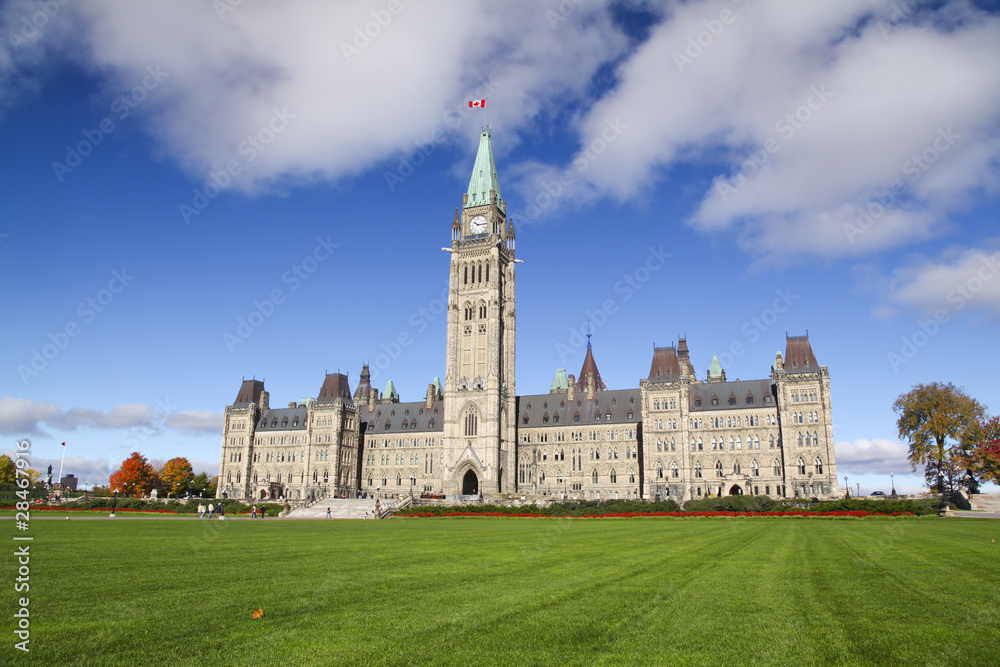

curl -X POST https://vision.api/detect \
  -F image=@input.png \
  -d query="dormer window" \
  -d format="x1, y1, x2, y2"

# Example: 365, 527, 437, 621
711, 395, 719, 406
695, 398, 702, 407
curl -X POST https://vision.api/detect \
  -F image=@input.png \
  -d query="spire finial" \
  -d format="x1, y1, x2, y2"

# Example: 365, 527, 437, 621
586, 317, 592, 349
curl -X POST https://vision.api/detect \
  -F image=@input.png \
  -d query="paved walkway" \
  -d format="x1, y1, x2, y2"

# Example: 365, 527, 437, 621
951, 510, 1000, 519
285, 498, 398, 519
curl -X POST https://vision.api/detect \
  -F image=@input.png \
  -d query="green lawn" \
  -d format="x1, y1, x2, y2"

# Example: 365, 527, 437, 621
5, 516, 999, 666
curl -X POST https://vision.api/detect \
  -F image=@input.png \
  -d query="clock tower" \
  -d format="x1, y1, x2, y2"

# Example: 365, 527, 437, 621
442, 126, 517, 496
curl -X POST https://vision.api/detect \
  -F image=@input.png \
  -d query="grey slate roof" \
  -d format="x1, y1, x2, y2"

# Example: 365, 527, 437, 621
360, 401, 444, 434
257, 406, 309, 431
517, 389, 641, 428
689, 379, 774, 412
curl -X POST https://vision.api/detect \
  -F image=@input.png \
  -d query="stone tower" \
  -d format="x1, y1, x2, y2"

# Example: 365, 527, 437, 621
441, 126, 517, 496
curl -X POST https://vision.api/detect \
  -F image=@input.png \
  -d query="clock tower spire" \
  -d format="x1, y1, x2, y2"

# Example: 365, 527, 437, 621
442, 126, 516, 497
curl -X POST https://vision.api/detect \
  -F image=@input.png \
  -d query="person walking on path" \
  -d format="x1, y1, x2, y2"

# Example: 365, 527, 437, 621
260, 503, 266, 519
251, 505, 257, 519
326, 507, 332, 518
208, 503, 214, 518
198, 503, 205, 518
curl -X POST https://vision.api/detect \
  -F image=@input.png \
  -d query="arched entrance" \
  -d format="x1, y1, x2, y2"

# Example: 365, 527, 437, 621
462, 469, 479, 495
728, 484, 743, 496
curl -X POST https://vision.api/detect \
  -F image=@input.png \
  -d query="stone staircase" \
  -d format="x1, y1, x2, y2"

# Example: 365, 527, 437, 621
970, 494, 1000, 512
284, 497, 406, 519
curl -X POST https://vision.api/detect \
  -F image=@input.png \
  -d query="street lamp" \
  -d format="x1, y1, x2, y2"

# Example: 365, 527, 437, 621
219, 488, 227, 519
890, 472, 896, 498
110, 489, 118, 518
843, 474, 849, 499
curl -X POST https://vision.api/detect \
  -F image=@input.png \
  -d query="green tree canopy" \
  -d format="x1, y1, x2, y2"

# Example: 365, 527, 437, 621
893, 382, 986, 496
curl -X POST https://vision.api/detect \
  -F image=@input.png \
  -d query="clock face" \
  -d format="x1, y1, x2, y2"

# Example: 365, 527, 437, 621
469, 215, 487, 234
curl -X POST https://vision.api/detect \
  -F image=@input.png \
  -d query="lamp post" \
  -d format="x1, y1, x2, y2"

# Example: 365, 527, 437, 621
219, 488, 227, 520
110, 489, 118, 518
890, 472, 896, 498
843, 474, 849, 499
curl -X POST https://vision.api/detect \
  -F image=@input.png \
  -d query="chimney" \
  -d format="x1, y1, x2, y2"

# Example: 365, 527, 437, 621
260, 390, 269, 411
586, 373, 595, 400
426, 383, 436, 409
288, 401, 296, 408
567, 374, 576, 401
368, 389, 377, 411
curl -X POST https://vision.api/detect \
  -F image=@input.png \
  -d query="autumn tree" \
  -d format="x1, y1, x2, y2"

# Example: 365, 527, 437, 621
159, 457, 195, 496
893, 382, 986, 504
965, 416, 1000, 487
108, 452, 156, 496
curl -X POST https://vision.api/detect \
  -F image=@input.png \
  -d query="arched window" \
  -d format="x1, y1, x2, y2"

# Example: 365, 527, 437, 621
814, 457, 823, 474
592, 469, 598, 484
769, 434, 775, 448
698, 438, 703, 451
670, 461, 679, 478
628, 469, 635, 484
715, 460, 724, 477
798, 433, 804, 447
773, 459, 782, 476
733, 460, 742, 475
814, 431, 819, 446
805, 432, 811, 446
797, 458, 806, 475
463, 265, 468, 285
729, 436, 735, 450
670, 438, 676, 451
753, 435, 760, 449
694, 461, 703, 478
656, 462, 663, 479
751, 459, 759, 476
610, 469, 617, 484
736, 436, 742, 450
478, 301, 487, 319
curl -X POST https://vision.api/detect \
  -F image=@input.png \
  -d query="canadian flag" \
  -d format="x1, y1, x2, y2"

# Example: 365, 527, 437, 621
468, 99, 486, 108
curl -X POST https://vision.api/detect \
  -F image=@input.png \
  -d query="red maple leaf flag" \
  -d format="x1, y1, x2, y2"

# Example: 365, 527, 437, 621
61, 442, 66, 447
468, 99, 486, 108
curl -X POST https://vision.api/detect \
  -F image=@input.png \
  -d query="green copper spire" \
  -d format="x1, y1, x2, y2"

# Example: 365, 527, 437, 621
466, 126, 504, 213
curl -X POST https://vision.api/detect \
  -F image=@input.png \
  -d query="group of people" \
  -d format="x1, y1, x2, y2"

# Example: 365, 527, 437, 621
195, 502, 266, 518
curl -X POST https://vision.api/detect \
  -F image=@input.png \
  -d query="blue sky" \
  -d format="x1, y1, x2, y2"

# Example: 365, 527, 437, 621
2, 0, 999, 494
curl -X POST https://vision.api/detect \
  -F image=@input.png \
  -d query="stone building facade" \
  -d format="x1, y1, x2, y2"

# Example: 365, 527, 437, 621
217, 128, 839, 502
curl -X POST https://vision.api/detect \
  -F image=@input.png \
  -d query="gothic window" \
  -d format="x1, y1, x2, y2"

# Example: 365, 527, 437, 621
751, 459, 760, 476
797, 458, 806, 475
478, 301, 487, 319
754, 435, 760, 449
610, 469, 617, 484
798, 433, 804, 447
694, 461, 703, 478
736, 436, 742, 450
656, 462, 663, 479
814, 457, 823, 474
712, 437, 718, 450
463, 265, 468, 285
773, 459, 782, 476
733, 460, 742, 475
589, 448, 594, 460
805, 432, 811, 446
485, 262, 489, 282
614, 448, 619, 459
729, 436, 735, 450
592, 469, 598, 484
769, 434, 775, 448
670, 438, 676, 451
671, 461, 679, 478
698, 438, 703, 451
715, 460, 724, 477
464, 304, 473, 320
814, 431, 819, 446
464, 409, 478, 436
628, 469, 636, 484
396, 474, 401, 486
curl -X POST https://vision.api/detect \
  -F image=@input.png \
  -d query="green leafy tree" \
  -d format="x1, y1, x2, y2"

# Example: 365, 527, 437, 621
159, 457, 194, 496
190, 472, 210, 496
893, 382, 986, 503
205, 475, 218, 498
108, 452, 156, 496
0, 455, 15, 483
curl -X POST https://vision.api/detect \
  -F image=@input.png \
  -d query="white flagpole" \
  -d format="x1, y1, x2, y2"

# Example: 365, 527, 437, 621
58, 443, 66, 485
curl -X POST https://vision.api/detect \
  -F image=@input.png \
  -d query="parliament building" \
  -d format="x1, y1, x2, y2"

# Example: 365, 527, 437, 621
218, 128, 840, 503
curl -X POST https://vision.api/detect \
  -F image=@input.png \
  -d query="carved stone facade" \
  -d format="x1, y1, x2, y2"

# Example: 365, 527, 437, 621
217, 129, 839, 502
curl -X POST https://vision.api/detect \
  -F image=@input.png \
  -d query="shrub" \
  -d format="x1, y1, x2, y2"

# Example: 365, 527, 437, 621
682, 495, 780, 513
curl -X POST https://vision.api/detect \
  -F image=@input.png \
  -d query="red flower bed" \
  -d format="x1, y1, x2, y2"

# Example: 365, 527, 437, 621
400, 510, 914, 519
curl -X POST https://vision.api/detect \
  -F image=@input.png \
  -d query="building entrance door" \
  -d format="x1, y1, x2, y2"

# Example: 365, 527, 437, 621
462, 470, 479, 495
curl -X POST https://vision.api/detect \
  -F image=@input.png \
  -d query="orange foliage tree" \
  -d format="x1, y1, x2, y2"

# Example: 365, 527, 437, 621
109, 452, 155, 496
159, 457, 195, 496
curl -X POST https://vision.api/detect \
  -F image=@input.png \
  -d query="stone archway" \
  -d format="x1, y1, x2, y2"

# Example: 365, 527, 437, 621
728, 484, 743, 496
462, 469, 479, 495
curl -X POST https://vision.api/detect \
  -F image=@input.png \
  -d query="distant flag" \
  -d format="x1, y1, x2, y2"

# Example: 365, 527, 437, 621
61, 442, 66, 447
468, 99, 486, 108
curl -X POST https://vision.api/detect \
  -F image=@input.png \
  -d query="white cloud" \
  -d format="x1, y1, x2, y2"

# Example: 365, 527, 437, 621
0, 395, 221, 437
516, 0, 1000, 264
835, 437, 911, 475
0, 451, 220, 487
0, 0, 626, 192
887, 244, 1000, 317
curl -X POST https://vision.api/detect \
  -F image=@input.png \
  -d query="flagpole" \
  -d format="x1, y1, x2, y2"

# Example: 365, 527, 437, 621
58, 442, 66, 486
